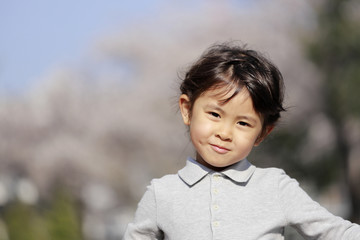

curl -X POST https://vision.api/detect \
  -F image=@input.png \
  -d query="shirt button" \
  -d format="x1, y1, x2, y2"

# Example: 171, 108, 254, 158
213, 175, 221, 181
213, 188, 219, 194
213, 221, 220, 227
213, 205, 219, 210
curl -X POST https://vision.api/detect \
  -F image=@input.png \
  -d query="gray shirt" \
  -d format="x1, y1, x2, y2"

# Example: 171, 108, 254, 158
123, 157, 360, 239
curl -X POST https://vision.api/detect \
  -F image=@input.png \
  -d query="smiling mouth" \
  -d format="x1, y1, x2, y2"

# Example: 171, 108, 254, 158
210, 144, 230, 154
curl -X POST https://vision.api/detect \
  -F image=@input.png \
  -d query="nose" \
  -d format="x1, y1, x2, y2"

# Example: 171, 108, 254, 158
215, 123, 232, 142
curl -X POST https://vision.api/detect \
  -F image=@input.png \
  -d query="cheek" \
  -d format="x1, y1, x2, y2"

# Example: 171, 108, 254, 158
234, 133, 259, 149
233, 138, 257, 159
249, 134, 260, 145
190, 120, 213, 142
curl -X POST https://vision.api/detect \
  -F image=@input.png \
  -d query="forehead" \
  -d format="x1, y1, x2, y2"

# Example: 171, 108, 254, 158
203, 86, 250, 104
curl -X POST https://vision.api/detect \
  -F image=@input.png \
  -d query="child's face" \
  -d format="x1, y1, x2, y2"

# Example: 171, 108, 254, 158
179, 87, 270, 171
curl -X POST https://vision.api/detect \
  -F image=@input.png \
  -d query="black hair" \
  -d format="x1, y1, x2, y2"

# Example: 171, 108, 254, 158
180, 42, 285, 134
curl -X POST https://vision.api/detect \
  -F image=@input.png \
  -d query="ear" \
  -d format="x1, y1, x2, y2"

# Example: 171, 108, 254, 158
179, 94, 191, 126
254, 125, 274, 146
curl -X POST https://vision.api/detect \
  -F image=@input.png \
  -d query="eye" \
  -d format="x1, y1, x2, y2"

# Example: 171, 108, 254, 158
238, 121, 250, 127
209, 112, 220, 118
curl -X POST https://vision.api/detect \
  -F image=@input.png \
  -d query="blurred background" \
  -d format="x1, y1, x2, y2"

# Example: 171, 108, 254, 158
0, 0, 359, 239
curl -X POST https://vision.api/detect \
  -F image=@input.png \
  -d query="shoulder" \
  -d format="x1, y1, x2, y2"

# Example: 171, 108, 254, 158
149, 173, 184, 193
151, 173, 181, 185
253, 166, 285, 176
252, 167, 287, 182
252, 167, 310, 206
250, 167, 299, 190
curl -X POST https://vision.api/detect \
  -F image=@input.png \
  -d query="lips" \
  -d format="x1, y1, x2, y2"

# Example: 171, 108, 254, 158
210, 144, 230, 154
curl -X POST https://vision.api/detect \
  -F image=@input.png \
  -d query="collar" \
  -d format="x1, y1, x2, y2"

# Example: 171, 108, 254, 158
178, 157, 256, 186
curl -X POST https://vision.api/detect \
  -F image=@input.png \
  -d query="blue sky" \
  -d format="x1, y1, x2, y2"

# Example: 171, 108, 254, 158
0, 0, 163, 95
0, 0, 252, 96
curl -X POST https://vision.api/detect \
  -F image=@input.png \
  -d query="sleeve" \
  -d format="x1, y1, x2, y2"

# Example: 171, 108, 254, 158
277, 171, 360, 240
122, 181, 164, 240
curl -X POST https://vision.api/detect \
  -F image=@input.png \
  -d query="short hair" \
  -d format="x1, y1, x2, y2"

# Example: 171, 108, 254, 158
180, 42, 285, 132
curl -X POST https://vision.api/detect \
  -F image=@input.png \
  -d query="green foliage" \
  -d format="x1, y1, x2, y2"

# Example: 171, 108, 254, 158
305, 0, 360, 221
307, 0, 360, 118
1, 186, 83, 240
2, 201, 48, 240
44, 187, 83, 240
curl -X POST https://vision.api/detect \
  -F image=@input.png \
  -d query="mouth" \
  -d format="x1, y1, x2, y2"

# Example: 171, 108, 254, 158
210, 144, 230, 154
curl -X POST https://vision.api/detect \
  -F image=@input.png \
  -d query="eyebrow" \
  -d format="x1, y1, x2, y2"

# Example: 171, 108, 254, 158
206, 103, 225, 114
